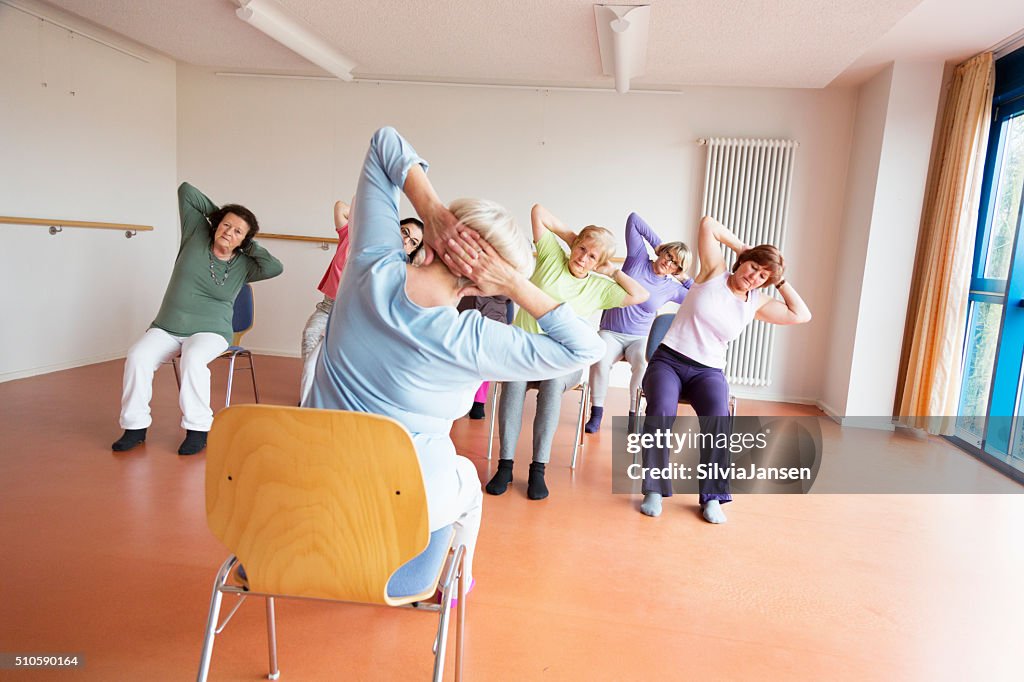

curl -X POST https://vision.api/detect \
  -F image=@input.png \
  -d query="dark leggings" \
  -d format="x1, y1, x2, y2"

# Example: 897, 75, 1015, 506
641, 345, 733, 504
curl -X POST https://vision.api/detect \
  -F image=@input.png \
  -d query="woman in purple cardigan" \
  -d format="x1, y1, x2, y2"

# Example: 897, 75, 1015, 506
584, 212, 692, 434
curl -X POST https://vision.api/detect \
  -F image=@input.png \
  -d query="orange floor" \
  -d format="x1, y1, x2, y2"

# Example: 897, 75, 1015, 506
2, 356, 1022, 681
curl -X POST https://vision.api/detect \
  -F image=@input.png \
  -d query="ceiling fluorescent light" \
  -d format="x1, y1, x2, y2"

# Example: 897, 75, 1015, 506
235, 0, 355, 80
594, 4, 651, 94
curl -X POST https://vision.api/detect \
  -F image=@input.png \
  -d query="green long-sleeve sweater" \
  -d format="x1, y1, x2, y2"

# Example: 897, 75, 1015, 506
151, 183, 283, 343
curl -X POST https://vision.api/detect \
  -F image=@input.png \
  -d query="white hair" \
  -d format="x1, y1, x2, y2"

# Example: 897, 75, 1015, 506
448, 198, 534, 280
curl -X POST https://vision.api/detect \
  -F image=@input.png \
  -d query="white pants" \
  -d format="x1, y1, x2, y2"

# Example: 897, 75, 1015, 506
299, 296, 333, 405
119, 327, 229, 431
421, 450, 483, 585
588, 329, 647, 411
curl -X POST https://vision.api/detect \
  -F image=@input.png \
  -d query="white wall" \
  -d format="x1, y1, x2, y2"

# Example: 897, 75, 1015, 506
822, 66, 893, 417
0, 1, 178, 382
177, 66, 856, 403
822, 60, 945, 419
848, 61, 944, 416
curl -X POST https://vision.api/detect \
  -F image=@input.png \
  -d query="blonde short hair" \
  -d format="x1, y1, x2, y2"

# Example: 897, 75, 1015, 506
448, 198, 534, 281
654, 241, 692, 275
572, 225, 617, 268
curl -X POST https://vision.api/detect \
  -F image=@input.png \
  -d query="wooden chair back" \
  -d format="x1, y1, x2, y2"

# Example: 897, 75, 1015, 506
206, 404, 430, 605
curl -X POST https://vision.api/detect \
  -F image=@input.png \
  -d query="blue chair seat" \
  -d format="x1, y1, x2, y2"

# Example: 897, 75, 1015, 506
386, 525, 456, 600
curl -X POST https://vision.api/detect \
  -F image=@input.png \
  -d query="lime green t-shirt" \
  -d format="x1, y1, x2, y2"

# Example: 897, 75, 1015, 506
513, 231, 627, 334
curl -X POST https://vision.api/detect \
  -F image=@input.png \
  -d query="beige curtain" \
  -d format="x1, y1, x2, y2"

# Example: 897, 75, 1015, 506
896, 52, 995, 434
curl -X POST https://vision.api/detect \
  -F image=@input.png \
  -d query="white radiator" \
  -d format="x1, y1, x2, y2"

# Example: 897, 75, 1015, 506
699, 137, 797, 387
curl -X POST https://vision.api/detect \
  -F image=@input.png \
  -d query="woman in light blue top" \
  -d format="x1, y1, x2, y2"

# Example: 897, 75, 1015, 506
307, 127, 604, 587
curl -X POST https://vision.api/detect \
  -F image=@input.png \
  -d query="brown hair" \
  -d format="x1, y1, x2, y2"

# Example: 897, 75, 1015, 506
208, 204, 259, 252
732, 244, 785, 287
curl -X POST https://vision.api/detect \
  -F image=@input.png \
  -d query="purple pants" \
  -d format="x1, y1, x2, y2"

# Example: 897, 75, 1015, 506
641, 345, 733, 504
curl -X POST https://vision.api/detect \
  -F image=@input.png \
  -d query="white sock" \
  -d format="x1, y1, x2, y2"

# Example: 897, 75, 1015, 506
640, 492, 662, 517
702, 500, 727, 524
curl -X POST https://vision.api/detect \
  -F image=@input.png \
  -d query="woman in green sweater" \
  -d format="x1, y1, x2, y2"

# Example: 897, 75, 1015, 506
111, 183, 283, 455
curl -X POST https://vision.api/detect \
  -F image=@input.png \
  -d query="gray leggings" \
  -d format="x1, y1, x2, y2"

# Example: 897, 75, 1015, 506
497, 368, 583, 464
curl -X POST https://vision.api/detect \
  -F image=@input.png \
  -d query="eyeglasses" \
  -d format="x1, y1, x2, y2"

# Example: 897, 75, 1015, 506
400, 225, 421, 248
660, 254, 682, 270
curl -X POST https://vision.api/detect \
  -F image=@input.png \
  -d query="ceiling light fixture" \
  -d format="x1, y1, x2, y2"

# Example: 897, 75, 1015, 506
235, 0, 356, 81
594, 4, 651, 94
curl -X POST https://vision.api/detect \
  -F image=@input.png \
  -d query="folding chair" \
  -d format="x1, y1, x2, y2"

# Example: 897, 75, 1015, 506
486, 380, 590, 469
197, 405, 467, 682
173, 283, 258, 407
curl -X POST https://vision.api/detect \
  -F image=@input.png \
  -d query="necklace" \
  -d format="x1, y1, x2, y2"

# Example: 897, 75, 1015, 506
208, 250, 235, 286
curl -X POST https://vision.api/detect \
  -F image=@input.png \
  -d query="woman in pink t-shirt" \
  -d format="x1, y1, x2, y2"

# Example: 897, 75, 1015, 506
298, 200, 423, 403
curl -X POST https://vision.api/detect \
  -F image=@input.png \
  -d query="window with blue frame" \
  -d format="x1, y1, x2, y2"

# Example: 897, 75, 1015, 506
955, 44, 1024, 475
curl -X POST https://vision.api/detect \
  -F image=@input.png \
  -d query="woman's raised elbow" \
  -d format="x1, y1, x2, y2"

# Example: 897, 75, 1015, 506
622, 294, 648, 308
792, 309, 812, 325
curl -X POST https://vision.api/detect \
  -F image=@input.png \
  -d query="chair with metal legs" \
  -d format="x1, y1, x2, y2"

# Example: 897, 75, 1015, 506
172, 283, 258, 407
197, 405, 467, 682
486, 380, 590, 469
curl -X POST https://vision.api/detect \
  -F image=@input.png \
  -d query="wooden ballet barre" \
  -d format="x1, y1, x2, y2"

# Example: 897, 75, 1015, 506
260, 232, 339, 250
0, 215, 153, 238
260, 232, 627, 260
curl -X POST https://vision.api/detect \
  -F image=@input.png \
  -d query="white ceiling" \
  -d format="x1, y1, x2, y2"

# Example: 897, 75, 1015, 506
32, 0, 1024, 89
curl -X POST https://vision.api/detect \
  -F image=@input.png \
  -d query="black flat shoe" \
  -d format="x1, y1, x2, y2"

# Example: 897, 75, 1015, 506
177, 429, 208, 456
112, 428, 147, 452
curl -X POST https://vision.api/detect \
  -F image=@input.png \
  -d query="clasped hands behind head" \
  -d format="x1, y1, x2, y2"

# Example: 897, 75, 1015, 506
440, 227, 520, 298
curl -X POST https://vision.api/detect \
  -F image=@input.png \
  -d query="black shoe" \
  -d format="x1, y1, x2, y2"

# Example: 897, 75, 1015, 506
584, 406, 604, 433
178, 429, 208, 456
112, 428, 147, 452
485, 459, 514, 495
527, 462, 548, 500
468, 401, 486, 420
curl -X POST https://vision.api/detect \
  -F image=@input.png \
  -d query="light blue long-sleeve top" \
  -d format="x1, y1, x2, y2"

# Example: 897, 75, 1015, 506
307, 127, 604, 526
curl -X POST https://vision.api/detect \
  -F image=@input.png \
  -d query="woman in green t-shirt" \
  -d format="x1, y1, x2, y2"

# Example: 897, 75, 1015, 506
487, 204, 649, 500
